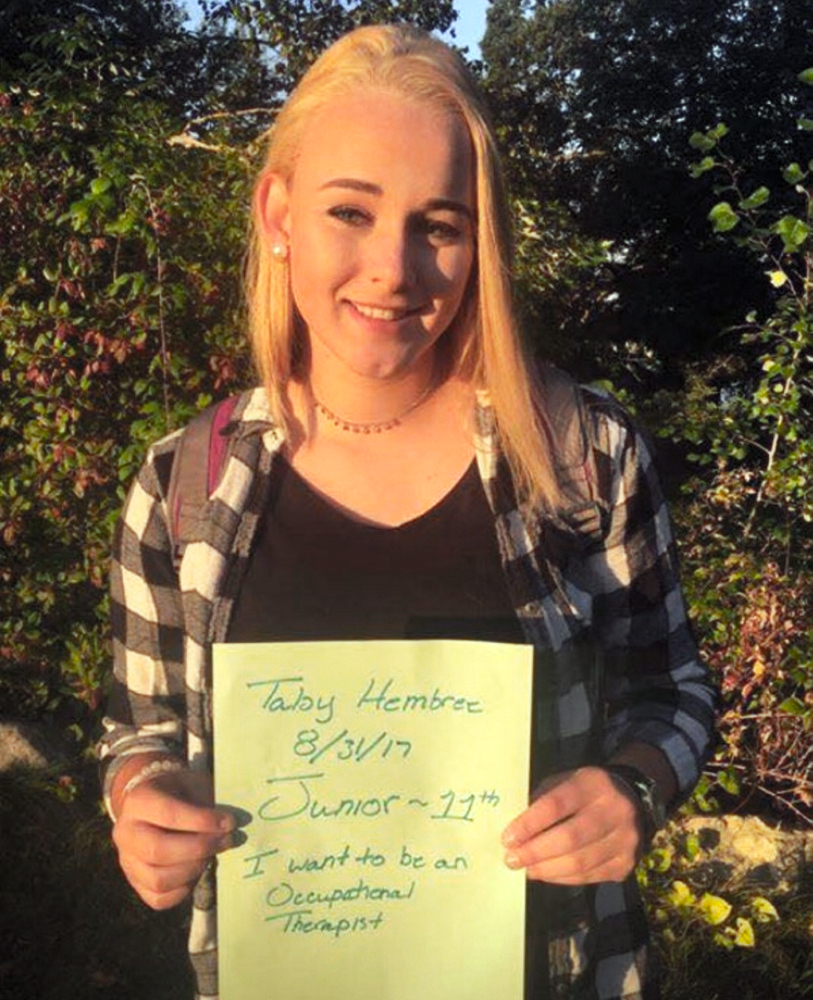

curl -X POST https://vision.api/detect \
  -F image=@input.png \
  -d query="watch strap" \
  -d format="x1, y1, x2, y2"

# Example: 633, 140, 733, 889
603, 763, 666, 844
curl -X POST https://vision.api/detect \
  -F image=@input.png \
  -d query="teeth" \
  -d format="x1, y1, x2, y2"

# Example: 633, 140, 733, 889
353, 303, 408, 321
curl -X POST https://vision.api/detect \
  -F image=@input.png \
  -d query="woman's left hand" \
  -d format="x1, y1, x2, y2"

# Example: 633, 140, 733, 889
501, 767, 642, 885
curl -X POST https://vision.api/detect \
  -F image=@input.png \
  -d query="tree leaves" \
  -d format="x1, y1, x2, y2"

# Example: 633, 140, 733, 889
667, 880, 696, 908
774, 214, 810, 252
739, 187, 770, 210
709, 201, 740, 232
481, 1, 813, 356
0, 0, 461, 746
698, 893, 733, 926
782, 161, 807, 184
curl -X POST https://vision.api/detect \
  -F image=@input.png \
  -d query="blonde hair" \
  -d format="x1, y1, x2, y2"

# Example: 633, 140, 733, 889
246, 23, 558, 509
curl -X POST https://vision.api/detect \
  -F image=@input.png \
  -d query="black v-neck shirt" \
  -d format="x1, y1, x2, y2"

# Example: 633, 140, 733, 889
225, 455, 553, 997
227, 456, 524, 645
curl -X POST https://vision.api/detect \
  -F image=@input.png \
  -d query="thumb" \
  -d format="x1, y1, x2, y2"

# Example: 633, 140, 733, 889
124, 770, 234, 835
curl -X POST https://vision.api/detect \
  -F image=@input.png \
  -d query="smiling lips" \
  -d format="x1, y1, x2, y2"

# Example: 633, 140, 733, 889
350, 301, 415, 322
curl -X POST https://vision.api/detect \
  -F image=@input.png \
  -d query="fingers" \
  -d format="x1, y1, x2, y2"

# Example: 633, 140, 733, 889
516, 817, 635, 884
501, 772, 581, 850
114, 823, 232, 910
501, 767, 641, 885
125, 781, 233, 837
113, 770, 236, 910
117, 851, 211, 910
113, 813, 230, 867
116, 829, 233, 910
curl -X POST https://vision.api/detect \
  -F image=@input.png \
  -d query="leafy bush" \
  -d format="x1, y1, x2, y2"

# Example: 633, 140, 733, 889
655, 97, 813, 823
0, 20, 252, 748
0, 0, 466, 760
639, 825, 813, 1000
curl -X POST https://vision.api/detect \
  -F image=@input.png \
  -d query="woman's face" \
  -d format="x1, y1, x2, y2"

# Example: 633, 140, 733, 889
268, 88, 476, 383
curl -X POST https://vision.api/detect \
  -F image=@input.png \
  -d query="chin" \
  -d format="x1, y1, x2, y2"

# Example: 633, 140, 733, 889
328, 339, 434, 382
346, 356, 421, 381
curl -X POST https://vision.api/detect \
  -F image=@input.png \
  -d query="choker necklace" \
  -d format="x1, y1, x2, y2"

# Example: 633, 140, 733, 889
313, 378, 436, 434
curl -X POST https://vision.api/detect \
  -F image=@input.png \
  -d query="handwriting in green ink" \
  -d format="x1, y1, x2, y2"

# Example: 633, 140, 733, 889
246, 676, 336, 725
293, 727, 412, 764
257, 773, 502, 825
266, 876, 416, 912
266, 909, 386, 937
356, 678, 483, 715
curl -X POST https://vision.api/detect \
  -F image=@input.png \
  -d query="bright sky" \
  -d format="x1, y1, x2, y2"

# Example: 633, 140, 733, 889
445, 0, 490, 58
183, 2, 491, 58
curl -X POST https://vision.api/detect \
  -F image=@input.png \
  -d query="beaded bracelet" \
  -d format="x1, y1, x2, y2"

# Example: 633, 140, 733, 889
121, 758, 185, 800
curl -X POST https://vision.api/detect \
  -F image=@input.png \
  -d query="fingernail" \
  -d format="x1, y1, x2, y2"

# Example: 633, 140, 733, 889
217, 834, 233, 851
501, 829, 518, 848
231, 807, 253, 828
219, 814, 235, 833
504, 851, 522, 869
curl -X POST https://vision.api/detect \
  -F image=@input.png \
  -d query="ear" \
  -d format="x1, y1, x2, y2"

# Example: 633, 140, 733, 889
254, 171, 291, 242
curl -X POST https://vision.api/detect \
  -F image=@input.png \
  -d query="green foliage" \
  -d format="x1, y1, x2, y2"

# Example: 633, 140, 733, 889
709, 201, 741, 233
512, 198, 614, 360
678, 115, 812, 551
638, 826, 812, 999
640, 833, 778, 950
201, 0, 457, 96
0, 16, 252, 741
0, 1, 464, 749
0, 0, 275, 118
482, 0, 812, 357
648, 108, 813, 821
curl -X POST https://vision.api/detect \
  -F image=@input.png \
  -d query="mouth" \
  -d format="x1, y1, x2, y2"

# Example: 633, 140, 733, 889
349, 301, 415, 322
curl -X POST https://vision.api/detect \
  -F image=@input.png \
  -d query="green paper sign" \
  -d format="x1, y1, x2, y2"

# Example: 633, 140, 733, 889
214, 639, 533, 1000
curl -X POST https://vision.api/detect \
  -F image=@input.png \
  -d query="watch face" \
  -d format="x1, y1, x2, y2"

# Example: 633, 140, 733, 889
606, 765, 665, 837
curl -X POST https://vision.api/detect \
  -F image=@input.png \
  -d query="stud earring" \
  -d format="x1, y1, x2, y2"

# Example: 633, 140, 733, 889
272, 243, 288, 261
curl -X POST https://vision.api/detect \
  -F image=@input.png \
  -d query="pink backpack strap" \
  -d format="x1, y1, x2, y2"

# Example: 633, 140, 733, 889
166, 395, 239, 569
207, 395, 239, 495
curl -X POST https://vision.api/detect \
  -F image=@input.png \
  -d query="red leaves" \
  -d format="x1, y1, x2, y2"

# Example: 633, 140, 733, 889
25, 365, 50, 389
145, 207, 171, 235
57, 277, 85, 301
706, 563, 811, 821
209, 353, 238, 390
80, 328, 135, 372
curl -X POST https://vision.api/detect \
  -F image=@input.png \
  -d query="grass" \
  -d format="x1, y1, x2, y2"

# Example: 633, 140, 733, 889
641, 823, 813, 1000
0, 767, 191, 1000
651, 893, 813, 1000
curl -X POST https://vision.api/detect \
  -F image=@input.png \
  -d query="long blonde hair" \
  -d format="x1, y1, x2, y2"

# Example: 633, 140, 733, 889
246, 24, 558, 510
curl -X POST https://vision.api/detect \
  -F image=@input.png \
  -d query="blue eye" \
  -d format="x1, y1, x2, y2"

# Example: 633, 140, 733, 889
328, 205, 370, 226
421, 218, 465, 244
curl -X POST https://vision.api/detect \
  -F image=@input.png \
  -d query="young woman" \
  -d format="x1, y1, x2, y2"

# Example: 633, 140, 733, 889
100, 23, 715, 1000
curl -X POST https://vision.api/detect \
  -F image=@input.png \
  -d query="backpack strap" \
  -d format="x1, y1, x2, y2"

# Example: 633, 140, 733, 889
537, 364, 609, 543
166, 395, 240, 570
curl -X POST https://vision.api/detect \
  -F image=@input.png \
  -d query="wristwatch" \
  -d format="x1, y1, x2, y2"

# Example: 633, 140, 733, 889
603, 763, 666, 844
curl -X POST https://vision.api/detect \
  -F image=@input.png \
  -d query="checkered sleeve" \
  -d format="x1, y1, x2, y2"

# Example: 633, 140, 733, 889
583, 398, 716, 800
98, 433, 187, 814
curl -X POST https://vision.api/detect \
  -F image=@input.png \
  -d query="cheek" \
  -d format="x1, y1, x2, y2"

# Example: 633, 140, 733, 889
436, 246, 475, 308
289, 239, 340, 315
291, 227, 355, 292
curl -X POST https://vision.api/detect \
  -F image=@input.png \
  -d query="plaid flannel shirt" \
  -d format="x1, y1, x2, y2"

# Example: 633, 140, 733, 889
100, 384, 715, 1000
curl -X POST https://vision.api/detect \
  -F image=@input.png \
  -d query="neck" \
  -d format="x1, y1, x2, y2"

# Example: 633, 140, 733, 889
304, 354, 440, 431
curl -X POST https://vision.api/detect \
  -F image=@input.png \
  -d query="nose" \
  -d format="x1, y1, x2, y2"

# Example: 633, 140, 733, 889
366, 224, 417, 292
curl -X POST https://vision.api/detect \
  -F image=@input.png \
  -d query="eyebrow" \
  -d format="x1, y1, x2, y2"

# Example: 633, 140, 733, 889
320, 178, 473, 220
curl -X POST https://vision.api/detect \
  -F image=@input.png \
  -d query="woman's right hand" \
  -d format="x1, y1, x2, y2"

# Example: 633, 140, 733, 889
111, 762, 235, 910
